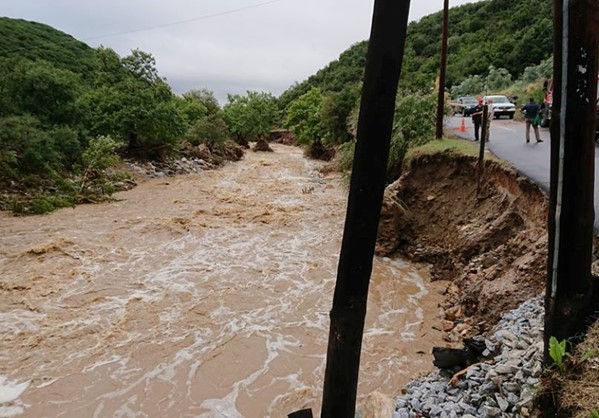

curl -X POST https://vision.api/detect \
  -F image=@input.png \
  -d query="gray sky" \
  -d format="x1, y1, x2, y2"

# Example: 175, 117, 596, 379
2, 0, 481, 102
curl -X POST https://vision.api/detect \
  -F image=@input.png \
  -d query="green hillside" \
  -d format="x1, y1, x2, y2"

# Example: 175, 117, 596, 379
0, 18, 241, 214
279, 0, 552, 107
0, 17, 95, 76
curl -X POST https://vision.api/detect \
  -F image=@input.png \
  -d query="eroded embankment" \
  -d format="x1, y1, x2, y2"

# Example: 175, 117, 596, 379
377, 153, 549, 340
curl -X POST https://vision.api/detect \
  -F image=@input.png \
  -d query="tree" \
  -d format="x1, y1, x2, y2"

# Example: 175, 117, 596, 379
92, 47, 129, 86
186, 113, 228, 150
0, 57, 82, 124
174, 95, 208, 128
78, 135, 122, 194
284, 87, 325, 145
0, 115, 61, 179
183, 89, 221, 116
223, 90, 278, 143
320, 84, 361, 145
122, 49, 161, 84
485, 65, 513, 91
80, 77, 186, 158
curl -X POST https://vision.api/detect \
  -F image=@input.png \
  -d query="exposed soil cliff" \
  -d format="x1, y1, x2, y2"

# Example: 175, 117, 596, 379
377, 152, 549, 339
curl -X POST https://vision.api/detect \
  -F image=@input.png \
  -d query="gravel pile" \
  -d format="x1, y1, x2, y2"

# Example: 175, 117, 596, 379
394, 297, 544, 418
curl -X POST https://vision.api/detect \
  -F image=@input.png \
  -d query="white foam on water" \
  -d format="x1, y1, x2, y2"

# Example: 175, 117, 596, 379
0, 376, 29, 404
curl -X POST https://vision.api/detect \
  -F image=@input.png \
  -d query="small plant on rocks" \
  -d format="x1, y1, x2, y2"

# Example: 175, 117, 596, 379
549, 336, 568, 372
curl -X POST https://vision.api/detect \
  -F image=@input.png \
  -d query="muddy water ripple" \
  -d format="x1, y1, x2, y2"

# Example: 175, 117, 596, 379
0, 144, 445, 417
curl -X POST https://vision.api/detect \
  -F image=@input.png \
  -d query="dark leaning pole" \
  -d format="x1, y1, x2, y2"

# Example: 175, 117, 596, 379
435, 0, 449, 139
545, 0, 599, 361
320, 1, 411, 417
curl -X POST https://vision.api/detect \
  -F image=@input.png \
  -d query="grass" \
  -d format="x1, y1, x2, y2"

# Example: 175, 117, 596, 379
406, 136, 507, 162
405, 137, 481, 159
555, 319, 599, 417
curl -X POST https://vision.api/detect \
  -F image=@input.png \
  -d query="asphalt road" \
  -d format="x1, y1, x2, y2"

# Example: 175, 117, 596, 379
445, 115, 599, 229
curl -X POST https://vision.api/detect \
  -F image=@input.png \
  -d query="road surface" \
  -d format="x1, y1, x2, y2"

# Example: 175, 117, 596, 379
446, 115, 599, 229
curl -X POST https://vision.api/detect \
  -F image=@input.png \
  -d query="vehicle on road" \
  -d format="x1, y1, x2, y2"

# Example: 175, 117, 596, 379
483, 95, 516, 119
453, 96, 478, 116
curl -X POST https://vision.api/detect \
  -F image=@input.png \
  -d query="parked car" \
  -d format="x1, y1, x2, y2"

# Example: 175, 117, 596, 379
454, 96, 478, 116
483, 95, 516, 119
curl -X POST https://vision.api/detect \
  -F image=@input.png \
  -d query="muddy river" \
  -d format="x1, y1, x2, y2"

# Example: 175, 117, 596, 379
0, 144, 446, 417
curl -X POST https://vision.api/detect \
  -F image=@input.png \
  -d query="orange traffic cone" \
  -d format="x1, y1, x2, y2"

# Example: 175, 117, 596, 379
459, 116, 466, 132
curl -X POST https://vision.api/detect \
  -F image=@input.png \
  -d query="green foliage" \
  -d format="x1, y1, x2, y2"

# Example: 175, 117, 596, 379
278, 42, 367, 110
175, 95, 208, 128
81, 135, 121, 171
485, 65, 513, 91
338, 91, 436, 181
122, 49, 161, 83
186, 113, 228, 149
0, 17, 244, 214
320, 84, 361, 145
284, 87, 326, 146
92, 47, 129, 86
184, 89, 221, 116
336, 140, 356, 173
0, 115, 62, 179
519, 57, 553, 84
0, 57, 83, 124
279, 0, 552, 100
451, 75, 484, 98
223, 90, 278, 141
387, 91, 437, 178
582, 348, 598, 362
80, 72, 186, 158
4, 194, 74, 215
590, 410, 599, 418
79, 135, 122, 195
549, 336, 568, 371
0, 17, 95, 76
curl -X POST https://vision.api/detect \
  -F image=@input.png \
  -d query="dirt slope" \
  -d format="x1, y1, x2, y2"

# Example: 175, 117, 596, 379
377, 153, 549, 338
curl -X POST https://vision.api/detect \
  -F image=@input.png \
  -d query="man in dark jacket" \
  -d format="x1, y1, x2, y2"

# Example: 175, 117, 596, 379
471, 97, 484, 141
521, 97, 542, 143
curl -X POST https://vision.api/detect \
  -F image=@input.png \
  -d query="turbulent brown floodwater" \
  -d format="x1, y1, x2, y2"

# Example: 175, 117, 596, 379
0, 144, 446, 417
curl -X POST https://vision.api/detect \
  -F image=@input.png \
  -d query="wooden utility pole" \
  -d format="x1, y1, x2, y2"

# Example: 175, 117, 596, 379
476, 104, 488, 195
320, 1, 411, 417
544, 0, 599, 361
435, 0, 449, 139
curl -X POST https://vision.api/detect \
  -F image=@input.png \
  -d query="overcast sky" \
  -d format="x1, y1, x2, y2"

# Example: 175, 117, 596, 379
2, 0, 481, 102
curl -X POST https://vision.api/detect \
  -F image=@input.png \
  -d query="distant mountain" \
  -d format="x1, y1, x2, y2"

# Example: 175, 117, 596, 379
0, 17, 95, 76
279, 0, 552, 107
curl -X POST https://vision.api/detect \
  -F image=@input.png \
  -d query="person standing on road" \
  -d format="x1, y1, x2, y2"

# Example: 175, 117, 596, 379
520, 97, 543, 143
471, 97, 484, 141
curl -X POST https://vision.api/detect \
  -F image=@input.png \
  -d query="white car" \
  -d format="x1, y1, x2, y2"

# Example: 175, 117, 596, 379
483, 95, 516, 119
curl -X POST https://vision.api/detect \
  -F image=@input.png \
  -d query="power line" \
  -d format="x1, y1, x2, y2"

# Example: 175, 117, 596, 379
81, 0, 288, 42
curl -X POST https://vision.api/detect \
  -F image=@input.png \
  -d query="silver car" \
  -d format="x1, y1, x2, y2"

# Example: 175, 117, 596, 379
483, 95, 516, 119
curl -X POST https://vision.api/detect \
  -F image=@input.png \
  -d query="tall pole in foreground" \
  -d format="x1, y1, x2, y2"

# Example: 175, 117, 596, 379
545, 0, 599, 361
435, 0, 449, 139
320, 1, 411, 417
